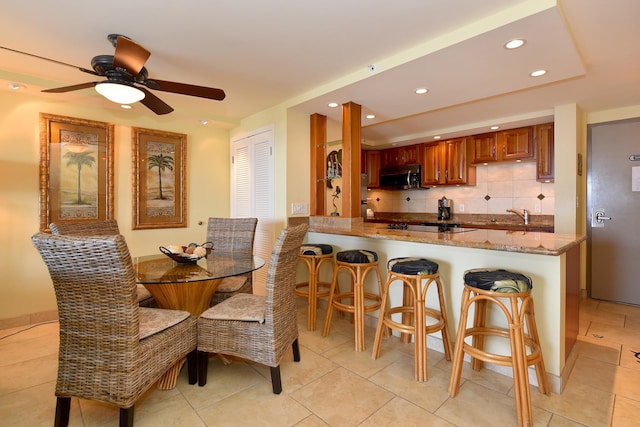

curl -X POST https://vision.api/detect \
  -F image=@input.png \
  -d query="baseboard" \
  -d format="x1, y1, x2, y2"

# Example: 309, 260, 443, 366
0, 310, 58, 331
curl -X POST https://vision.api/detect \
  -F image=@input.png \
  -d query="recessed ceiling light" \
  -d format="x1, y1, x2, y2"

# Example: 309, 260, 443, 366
504, 39, 525, 49
433, 136, 441, 140
200, 119, 208, 125
530, 69, 547, 77
490, 126, 500, 130
8, 83, 25, 90
328, 102, 339, 108
120, 104, 132, 109
415, 88, 428, 95
365, 114, 375, 119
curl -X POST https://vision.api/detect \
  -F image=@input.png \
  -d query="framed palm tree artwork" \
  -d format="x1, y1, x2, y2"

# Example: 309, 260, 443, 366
132, 127, 187, 229
39, 113, 114, 232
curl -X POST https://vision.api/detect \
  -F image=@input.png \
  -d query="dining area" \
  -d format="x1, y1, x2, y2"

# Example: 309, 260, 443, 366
30, 217, 309, 427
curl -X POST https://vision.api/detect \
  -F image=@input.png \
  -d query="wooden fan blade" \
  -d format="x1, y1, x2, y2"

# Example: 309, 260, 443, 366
138, 87, 174, 115
149, 79, 226, 101
42, 82, 98, 93
0, 45, 98, 75
113, 35, 150, 77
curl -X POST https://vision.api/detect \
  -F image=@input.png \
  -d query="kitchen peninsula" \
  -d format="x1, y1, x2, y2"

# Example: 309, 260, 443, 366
303, 217, 585, 393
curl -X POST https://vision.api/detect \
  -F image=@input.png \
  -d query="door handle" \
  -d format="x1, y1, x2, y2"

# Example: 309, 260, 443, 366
592, 209, 612, 227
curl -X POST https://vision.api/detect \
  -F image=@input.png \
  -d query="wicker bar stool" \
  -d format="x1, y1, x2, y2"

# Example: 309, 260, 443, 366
322, 249, 383, 351
448, 268, 550, 427
295, 244, 334, 331
372, 257, 453, 381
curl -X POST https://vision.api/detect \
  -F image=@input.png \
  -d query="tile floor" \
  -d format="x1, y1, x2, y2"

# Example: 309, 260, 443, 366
1, 297, 640, 426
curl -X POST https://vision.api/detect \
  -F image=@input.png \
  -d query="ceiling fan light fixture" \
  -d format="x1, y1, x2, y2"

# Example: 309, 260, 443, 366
95, 82, 145, 104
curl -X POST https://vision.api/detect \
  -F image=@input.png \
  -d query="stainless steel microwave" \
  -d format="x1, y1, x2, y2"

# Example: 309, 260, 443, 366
379, 165, 424, 190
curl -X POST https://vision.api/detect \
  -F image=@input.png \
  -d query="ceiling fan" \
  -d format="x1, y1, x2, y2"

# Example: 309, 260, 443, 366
1, 34, 226, 115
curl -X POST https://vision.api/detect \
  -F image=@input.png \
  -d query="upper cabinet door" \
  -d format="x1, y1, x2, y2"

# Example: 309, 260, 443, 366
421, 142, 442, 186
365, 150, 381, 187
470, 132, 498, 164
444, 137, 470, 184
535, 123, 554, 182
499, 126, 534, 161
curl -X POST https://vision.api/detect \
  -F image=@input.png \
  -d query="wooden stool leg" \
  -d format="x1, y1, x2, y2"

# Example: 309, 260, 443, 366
414, 276, 427, 381
354, 264, 365, 352
524, 297, 550, 395
434, 276, 453, 360
307, 256, 318, 331
508, 295, 531, 427
449, 286, 472, 396
471, 294, 487, 371
401, 282, 414, 343
322, 264, 342, 337
372, 275, 393, 359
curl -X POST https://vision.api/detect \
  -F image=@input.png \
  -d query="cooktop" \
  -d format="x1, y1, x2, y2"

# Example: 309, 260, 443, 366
383, 223, 477, 233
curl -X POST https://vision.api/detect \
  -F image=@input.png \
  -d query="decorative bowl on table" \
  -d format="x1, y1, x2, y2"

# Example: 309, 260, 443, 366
159, 242, 213, 264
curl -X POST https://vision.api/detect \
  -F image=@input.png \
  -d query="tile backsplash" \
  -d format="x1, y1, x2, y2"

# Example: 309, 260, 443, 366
366, 162, 554, 215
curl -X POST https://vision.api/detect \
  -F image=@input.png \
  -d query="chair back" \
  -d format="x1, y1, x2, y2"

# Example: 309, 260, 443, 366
263, 223, 308, 330
31, 233, 141, 391
206, 217, 257, 254
49, 219, 120, 236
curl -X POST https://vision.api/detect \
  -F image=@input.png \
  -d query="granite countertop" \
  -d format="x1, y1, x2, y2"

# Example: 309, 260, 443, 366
306, 219, 584, 256
367, 212, 555, 232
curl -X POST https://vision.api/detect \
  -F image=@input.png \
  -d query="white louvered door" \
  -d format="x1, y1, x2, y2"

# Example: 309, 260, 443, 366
231, 127, 275, 295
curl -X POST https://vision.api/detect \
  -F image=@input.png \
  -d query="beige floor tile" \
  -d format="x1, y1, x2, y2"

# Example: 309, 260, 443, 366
531, 378, 613, 426
619, 344, 640, 369
611, 395, 640, 427
369, 354, 452, 412
291, 367, 394, 426
360, 396, 455, 426
548, 413, 594, 426
323, 337, 404, 378
181, 356, 266, 410
249, 344, 338, 394
597, 301, 640, 317
0, 353, 58, 397
436, 380, 552, 426
197, 383, 311, 426
568, 355, 640, 400
293, 414, 330, 426
580, 305, 626, 327
586, 321, 640, 347
0, 381, 62, 427
574, 335, 621, 365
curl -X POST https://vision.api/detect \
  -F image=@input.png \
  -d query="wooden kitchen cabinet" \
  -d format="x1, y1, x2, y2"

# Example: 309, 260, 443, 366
364, 150, 381, 187
535, 122, 554, 182
470, 126, 534, 164
469, 132, 498, 164
421, 137, 475, 186
499, 126, 534, 161
381, 144, 419, 168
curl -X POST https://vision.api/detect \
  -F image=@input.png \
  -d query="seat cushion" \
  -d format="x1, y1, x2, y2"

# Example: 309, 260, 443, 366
336, 249, 378, 264
300, 244, 333, 256
138, 307, 191, 340
215, 276, 247, 293
200, 293, 266, 323
464, 268, 533, 293
388, 257, 439, 275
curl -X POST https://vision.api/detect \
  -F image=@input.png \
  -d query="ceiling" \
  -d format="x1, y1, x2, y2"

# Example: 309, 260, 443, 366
1, 0, 639, 148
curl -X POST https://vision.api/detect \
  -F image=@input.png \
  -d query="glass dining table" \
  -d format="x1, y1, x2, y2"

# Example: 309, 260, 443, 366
134, 252, 265, 389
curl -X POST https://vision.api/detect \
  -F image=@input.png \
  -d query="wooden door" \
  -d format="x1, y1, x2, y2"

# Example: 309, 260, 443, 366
365, 151, 380, 187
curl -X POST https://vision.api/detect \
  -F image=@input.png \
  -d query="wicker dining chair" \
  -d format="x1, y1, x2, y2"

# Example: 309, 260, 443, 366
32, 233, 198, 427
197, 223, 308, 394
206, 217, 258, 306
49, 220, 155, 307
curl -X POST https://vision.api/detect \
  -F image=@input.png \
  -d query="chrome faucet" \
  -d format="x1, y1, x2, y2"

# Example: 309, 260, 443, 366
506, 208, 529, 225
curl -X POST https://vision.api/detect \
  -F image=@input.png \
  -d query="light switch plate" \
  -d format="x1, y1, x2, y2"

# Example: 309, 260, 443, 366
291, 203, 308, 215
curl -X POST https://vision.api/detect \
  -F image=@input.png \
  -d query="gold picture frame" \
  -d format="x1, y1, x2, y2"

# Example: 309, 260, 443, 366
132, 127, 187, 229
39, 113, 114, 232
